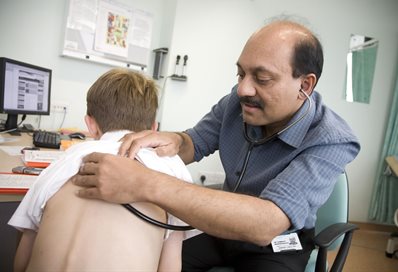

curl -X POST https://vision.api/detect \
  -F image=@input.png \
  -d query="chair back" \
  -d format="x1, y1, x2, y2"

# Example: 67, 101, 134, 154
315, 172, 349, 249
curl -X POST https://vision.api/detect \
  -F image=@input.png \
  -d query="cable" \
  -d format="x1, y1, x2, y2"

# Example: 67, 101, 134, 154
160, 75, 171, 101
0, 128, 17, 134
19, 114, 26, 126
38, 116, 42, 130
59, 107, 67, 129
156, 75, 171, 129
0, 114, 26, 134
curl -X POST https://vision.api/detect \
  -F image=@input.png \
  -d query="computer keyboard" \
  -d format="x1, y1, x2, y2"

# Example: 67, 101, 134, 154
33, 131, 61, 149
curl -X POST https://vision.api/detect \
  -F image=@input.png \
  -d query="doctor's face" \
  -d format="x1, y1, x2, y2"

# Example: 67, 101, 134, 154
236, 24, 305, 133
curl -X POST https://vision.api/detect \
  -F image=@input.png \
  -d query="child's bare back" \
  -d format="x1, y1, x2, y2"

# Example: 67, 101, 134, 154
27, 180, 166, 271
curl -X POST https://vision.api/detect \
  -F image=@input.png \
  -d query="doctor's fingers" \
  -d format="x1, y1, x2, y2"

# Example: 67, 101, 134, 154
78, 161, 100, 175
118, 130, 154, 157
122, 132, 176, 159
82, 152, 109, 164
80, 153, 121, 175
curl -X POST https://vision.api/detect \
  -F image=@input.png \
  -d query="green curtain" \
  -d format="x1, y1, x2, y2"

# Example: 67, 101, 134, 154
368, 68, 398, 225
351, 45, 378, 104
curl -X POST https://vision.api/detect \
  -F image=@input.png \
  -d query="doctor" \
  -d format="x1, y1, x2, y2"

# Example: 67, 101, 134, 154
73, 19, 360, 271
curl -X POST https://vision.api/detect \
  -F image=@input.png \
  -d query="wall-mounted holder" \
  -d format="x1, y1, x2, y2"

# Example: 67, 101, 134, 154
152, 47, 168, 80
171, 75, 187, 81
171, 54, 188, 81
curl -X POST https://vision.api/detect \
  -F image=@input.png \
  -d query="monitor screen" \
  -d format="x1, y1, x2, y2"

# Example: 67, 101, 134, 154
0, 57, 52, 131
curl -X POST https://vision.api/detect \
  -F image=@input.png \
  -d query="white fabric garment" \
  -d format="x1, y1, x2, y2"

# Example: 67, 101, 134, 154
8, 130, 194, 238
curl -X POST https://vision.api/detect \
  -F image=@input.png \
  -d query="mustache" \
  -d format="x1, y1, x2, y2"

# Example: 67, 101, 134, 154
239, 96, 264, 109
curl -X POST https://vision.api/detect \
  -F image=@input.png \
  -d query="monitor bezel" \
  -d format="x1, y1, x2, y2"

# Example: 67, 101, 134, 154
0, 57, 52, 116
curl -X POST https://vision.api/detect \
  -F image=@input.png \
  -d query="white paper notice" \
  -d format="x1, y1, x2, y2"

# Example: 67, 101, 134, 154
0, 174, 37, 189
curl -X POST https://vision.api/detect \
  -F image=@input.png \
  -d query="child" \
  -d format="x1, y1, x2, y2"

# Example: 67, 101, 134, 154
9, 68, 193, 271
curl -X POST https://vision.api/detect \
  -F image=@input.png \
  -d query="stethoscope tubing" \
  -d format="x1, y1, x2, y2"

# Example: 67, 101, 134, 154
122, 203, 195, 231
243, 90, 312, 146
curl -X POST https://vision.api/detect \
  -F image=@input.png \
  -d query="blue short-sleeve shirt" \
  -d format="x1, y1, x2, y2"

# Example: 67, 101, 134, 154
186, 86, 360, 230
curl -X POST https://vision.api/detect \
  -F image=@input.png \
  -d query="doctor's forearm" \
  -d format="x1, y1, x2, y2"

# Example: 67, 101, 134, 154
145, 172, 290, 246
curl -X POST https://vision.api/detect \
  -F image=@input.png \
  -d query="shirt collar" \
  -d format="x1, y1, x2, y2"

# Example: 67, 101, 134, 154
99, 130, 132, 141
277, 93, 316, 148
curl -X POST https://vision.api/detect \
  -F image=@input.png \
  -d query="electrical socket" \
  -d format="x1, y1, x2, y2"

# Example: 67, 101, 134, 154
51, 102, 69, 113
198, 171, 225, 185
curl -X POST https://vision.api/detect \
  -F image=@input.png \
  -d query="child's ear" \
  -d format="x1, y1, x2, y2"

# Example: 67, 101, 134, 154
84, 115, 101, 139
151, 121, 159, 131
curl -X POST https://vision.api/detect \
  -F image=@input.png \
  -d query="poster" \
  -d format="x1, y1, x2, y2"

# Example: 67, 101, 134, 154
62, 0, 153, 68
94, 0, 132, 57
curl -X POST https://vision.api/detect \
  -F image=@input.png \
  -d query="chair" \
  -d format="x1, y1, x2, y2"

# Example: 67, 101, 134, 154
207, 172, 358, 272
304, 172, 358, 272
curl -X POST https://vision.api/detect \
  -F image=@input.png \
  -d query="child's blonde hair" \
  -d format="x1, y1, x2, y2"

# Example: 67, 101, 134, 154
86, 68, 158, 132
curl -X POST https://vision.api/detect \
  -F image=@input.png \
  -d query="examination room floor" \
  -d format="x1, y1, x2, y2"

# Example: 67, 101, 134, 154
328, 223, 398, 271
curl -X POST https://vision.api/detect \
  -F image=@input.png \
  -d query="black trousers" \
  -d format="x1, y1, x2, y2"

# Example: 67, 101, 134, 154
182, 229, 315, 272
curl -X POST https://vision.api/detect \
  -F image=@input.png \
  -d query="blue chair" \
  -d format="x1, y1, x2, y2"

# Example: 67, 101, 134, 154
208, 173, 358, 272
304, 172, 358, 272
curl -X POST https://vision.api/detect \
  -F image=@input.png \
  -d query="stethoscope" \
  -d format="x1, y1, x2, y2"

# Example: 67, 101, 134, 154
234, 89, 312, 191
123, 89, 312, 231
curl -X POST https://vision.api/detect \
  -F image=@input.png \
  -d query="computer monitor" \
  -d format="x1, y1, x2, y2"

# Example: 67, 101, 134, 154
0, 57, 52, 131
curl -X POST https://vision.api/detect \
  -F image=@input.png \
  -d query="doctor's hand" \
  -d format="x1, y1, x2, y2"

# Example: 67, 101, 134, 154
118, 130, 184, 159
72, 152, 157, 203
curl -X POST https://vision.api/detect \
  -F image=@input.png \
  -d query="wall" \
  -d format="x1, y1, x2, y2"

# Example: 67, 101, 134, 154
159, 0, 263, 184
160, 0, 398, 222
1, 0, 397, 223
0, 0, 175, 130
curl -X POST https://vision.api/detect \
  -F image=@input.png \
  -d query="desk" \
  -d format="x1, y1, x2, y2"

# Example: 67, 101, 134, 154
385, 156, 398, 177
0, 133, 34, 201
0, 133, 33, 271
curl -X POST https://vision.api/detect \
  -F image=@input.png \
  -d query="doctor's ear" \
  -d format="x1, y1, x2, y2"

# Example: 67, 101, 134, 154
300, 73, 317, 96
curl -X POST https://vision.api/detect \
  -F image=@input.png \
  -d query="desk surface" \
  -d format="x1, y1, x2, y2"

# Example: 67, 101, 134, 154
0, 133, 86, 202
0, 133, 34, 201
0, 133, 33, 169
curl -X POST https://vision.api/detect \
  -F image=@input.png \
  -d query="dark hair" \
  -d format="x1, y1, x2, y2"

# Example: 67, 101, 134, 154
291, 34, 324, 86
86, 68, 158, 133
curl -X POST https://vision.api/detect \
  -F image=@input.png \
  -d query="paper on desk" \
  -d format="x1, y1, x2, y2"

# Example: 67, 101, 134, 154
0, 145, 26, 156
0, 173, 37, 189
22, 150, 65, 168
0, 136, 19, 144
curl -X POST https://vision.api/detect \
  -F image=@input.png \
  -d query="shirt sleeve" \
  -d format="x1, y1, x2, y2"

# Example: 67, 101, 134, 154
261, 139, 360, 230
186, 91, 234, 162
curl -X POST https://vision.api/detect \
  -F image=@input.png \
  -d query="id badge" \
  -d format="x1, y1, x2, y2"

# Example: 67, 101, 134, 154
271, 232, 303, 252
